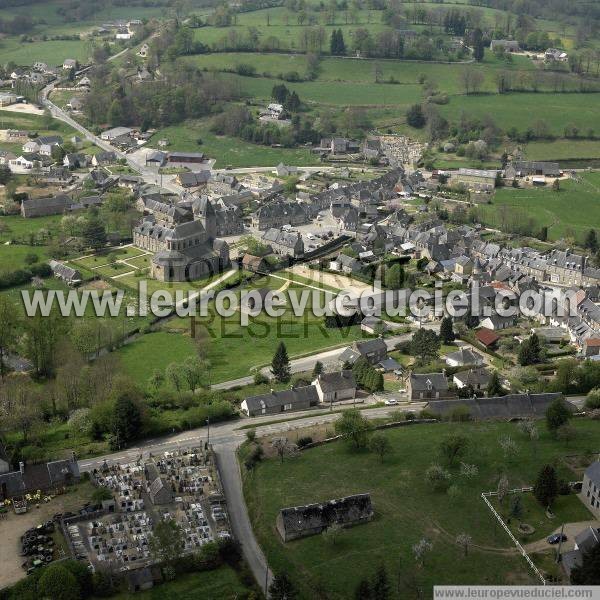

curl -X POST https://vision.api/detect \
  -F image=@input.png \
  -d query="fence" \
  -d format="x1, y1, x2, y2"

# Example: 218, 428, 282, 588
480, 489, 546, 585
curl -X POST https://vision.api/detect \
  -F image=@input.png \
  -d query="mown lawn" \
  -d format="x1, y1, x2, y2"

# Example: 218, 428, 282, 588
477, 171, 600, 242
243, 418, 600, 599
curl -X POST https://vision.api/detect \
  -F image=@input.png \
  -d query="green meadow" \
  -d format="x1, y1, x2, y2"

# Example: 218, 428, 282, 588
243, 418, 599, 599
478, 171, 600, 242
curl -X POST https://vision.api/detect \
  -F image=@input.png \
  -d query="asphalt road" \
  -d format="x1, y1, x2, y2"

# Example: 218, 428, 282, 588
40, 82, 183, 195
76, 404, 408, 594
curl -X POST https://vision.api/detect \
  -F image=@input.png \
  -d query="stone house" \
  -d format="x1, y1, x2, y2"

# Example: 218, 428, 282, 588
313, 370, 356, 404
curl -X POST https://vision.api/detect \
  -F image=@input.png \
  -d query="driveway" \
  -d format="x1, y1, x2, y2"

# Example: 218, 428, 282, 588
524, 520, 600, 554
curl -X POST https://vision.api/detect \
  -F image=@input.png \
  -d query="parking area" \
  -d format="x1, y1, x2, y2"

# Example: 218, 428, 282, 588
0, 484, 95, 589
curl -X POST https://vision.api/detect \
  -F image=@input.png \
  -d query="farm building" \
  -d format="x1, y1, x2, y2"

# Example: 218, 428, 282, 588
276, 493, 373, 542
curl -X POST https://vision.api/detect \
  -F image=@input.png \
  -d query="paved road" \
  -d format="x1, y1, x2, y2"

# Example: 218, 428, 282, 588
40, 82, 183, 194
77, 404, 408, 595
212, 324, 438, 390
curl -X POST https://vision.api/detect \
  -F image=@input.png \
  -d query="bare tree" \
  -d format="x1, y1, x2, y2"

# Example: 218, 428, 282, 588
271, 437, 298, 463
413, 538, 433, 568
456, 533, 472, 557
497, 474, 509, 505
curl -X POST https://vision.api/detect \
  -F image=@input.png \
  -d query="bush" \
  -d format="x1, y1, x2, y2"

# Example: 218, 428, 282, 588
585, 389, 600, 410
297, 436, 313, 448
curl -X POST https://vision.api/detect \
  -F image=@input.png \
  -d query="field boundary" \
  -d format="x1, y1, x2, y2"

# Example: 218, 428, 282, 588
481, 488, 546, 585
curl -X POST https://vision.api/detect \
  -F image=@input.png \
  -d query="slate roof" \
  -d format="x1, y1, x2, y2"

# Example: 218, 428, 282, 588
453, 367, 491, 387
410, 373, 449, 392
354, 338, 387, 356
244, 385, 319, 413
584, 461, 600, 486
427, 393, 572, 420
315, 370, 356, 393
446, 348, 483, 365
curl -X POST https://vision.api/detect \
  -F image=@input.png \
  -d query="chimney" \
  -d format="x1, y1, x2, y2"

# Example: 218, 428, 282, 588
19, 461, 25, 474
442, 368, 447, 377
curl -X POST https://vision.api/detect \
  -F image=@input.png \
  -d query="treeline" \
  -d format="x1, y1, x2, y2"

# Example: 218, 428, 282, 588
83, 62, 240, 128
210, 102, 321, 148
0, 13, 34, 34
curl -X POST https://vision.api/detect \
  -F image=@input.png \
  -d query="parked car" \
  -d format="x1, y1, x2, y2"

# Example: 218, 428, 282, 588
384, 398, 399, 406
547, 533, 567, 544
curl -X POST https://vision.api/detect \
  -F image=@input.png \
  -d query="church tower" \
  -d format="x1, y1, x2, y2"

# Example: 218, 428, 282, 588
194, 196, 217, 240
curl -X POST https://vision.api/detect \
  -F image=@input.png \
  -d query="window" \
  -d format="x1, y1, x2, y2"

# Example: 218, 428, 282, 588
283, 403, 292, 411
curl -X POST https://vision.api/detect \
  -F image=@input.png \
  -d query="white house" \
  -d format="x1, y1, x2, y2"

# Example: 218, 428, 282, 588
63, 59, 77, 70
22, 140, 40, 153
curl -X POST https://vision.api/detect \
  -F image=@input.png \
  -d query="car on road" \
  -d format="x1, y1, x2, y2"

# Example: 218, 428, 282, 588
547, 533, 567, 544
384, 398, 399, 406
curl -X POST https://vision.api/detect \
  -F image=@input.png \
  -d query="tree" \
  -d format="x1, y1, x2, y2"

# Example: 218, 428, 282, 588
107, 98, 125, 126
37, 563, 80, 600
271, 341, 291, 383
509, 494, 524, 523
312, 361, 324, 378
272, 437, 298, 463
556, 423, 576, 446
355, 579, 372, 600
406, 104, 426, 129
412, 538, 433, 567
585, 388, 600, 409
269, 572, 298, 600
334, 409, 372, 449
584, 229, 598, 253
439, 316, 455, 344
455, 533, 472, 557
472, 28, 484, 61
322, 522, 342, 546
369, 433, 391, 462
409, 329, 440, 365
150, 519, 184, 566
497, 474, 509, 505
546, 397, 571, 435
571, 543, 600, 584
425, 463, 452, 492
82, 210, 107, 250
533, 464, 558, 507
372, 564, 390, 600
439, 434, 469, 465
0, 296, 18, 380
384, 263, 404, 289
518, 333, 542, 366
486, 371, 503, 396
112, 386, 143, 447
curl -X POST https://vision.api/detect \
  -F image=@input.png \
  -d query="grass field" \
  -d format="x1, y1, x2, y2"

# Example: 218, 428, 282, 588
0, 214, 64, 269
439, 92, 600, 137
477, 171, 600, 242
117, 275, 364, 385
0, 37, 90, 67
150, 120, 320, 168
243, 418, 600, 599
523, 139, 600, 160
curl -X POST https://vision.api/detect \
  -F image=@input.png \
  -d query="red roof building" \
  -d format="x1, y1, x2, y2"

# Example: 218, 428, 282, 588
476, 327, 500, 348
